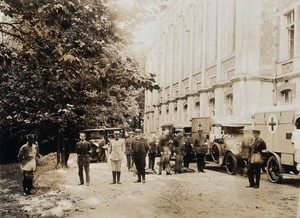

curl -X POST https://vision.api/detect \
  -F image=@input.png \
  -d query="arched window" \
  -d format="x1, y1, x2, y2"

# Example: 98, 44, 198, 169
183, 100, 188, 111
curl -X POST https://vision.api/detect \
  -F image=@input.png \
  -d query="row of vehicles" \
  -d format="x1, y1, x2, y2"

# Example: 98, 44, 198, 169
82, 127, 125, 162
164, 104, 300, 183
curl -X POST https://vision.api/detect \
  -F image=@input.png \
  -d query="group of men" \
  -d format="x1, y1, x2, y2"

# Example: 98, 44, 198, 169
75, 128, 209, 186
158, 128, 208, 175
17, 126, 268, 195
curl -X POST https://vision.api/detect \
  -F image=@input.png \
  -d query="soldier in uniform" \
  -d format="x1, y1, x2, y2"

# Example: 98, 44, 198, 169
173, 131, 185, 174
125, 131, 134, 171
108, 132, 125, 184
76, 132, 92, 186
183, 133, 193, 168
18, 134, 40, 195
132, 131, 149, 183
158, 128, 172, 175
193, 130, 208, 173
246, 130, 266, 188
148, 131, 158, 172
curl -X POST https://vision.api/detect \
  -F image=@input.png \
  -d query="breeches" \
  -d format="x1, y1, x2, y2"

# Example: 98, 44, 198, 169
111, 160, 122, 171
134, 158, 146, 172
159, 155, 170, 172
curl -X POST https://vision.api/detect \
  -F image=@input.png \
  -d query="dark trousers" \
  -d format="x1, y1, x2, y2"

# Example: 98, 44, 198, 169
247, 164, 261, 187
134, 158, 146, 181
148, 153, 156, 170
22, 171, 34, 193
78, 164, 90, 184
175, 154, 183, 173
196, 154, 205, 172
126, 154, 132, 171
64, 152, 70, 167
184, 153, 193, 168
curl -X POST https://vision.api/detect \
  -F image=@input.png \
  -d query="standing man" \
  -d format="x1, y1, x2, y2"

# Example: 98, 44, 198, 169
76, 132, 92, 186
148, 131, 158, 173
132, 131, 149, 183
173, 131, 185, 174
18, 134, 40, 196
158, 128, 172, 175
125, 131, 134, 171
108, 132, 125, 184
183, 133, 193, 168
193, 130, 208, 173
246, 130, 266, 188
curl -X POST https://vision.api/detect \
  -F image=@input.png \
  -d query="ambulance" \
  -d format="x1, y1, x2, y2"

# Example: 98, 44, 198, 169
191, 117, 251, 175
252, 104, 300, 183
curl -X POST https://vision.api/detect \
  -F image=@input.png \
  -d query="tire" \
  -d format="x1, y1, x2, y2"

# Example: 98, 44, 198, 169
225, 152, 238, 175
267, 156, 283, 183
211, 144, 220, 163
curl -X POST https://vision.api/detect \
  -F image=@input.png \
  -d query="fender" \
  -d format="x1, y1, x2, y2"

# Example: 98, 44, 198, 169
265, 151, 284, 174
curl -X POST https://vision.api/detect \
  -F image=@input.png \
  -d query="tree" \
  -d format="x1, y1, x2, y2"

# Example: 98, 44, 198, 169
0, 0, 159, 162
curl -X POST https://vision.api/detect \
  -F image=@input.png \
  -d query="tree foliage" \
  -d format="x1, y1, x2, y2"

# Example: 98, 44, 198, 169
0, 0, 159, 145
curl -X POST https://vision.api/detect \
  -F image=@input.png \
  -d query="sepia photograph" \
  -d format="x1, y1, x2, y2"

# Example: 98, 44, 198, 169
1, 0, 300, 217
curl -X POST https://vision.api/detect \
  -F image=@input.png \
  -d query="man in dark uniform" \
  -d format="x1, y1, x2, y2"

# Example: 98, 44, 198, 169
148, 131, 158, 172
132, 132, 149, 183
193, 130, 208, 172
158, 128, 172, 175
173, 131, 185, 174
246, 130, 266, 188
183, 133, 193, 168
125, 131, 134, 171
76, 132, 92, 186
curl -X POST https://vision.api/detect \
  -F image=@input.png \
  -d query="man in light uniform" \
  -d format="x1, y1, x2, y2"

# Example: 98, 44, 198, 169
18, 134, 40, 195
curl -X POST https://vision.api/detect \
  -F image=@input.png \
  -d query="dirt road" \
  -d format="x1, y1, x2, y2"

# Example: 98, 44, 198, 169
66, 154, 300, 218
1, 153, 300, 218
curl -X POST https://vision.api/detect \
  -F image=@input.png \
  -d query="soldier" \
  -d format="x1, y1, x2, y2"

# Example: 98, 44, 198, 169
246, 130, 266, 188
76, 132, 92, 186
18, 134, 40, 195
108, 132, 125, 184
148, 131, 158, 172
158, 128, 172, 175
183, 133, 193, 168
132, 131, 149, 183
193, 130, 208, 173
125, 131, 134, 171
173, 131, 185, 174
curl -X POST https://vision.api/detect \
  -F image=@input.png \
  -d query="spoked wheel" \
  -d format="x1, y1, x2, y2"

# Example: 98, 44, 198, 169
267, 156, 283, 183
225, 152, 237, 175
211, 144, 220, 163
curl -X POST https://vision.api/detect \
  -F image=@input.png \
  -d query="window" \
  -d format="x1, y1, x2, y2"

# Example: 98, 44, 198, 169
226, 94, 233, 115
209, 98, 215, 116
281, 89, 292, 103
286, 11, 295, 59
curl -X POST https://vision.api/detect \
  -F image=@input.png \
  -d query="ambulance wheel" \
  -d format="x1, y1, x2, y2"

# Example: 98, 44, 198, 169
211, 144, 220, 163
225, 152, 237, 175
267, 156, 283, 183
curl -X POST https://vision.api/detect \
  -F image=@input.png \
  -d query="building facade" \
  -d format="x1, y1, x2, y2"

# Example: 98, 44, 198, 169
144, 0, 300, 136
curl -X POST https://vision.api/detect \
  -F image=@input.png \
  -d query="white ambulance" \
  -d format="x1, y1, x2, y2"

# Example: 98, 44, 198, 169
253, 104, 300, 183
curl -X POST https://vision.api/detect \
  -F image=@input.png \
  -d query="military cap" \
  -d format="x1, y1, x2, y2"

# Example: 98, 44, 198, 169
26, 134, 35, 140
252, 130, 260, 134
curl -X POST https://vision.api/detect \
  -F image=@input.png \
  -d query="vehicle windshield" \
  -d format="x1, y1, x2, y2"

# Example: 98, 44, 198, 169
85, 131, 105, 140
222, 126, 244, 137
